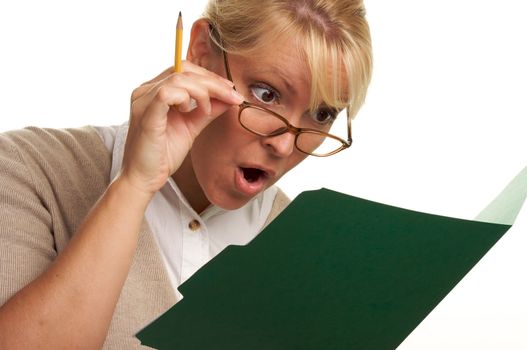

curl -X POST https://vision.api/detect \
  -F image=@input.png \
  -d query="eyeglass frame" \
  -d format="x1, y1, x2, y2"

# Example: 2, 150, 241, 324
219, 38, 353, 157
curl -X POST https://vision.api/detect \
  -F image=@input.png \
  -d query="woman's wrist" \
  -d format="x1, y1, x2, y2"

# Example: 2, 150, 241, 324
109, 173, 157, 211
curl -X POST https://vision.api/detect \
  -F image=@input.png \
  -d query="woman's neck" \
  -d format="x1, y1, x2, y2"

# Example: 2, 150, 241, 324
171, 154, 210, 214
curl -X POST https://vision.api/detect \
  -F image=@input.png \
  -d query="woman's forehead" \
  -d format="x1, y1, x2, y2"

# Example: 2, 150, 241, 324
233, 40, 308, 82
232, 35, 350, 109
247, 38, 306, 72
250, 65, 308, 95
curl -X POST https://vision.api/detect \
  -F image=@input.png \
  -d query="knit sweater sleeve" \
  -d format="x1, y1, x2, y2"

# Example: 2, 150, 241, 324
0, 126, 111, 306
262, 188, 291, 229
0, 131, 56, 305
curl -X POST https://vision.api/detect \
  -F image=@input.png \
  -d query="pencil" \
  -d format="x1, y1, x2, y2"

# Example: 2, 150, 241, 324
174, 11, 183, 73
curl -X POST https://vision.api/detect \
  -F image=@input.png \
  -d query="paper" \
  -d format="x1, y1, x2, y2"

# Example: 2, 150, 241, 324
475, 165, 527, 225
397, 165, 527, 349
136, 181, 522, 349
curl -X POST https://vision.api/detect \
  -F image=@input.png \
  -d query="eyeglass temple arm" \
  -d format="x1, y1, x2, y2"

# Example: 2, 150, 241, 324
215, 25, 352, 147
223, 53, 234, 84
208, 24, 236, 87
346, 108, 353, 146
219, 41, 235, 88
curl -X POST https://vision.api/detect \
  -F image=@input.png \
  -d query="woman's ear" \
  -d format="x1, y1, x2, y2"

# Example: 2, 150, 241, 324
187, 18, 218, 68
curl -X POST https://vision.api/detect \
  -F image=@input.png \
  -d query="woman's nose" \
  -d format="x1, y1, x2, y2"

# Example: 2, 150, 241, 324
262, 131, 296, 158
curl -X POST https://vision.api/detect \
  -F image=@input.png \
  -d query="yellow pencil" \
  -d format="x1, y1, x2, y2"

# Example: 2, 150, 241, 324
174, 11, 183, 73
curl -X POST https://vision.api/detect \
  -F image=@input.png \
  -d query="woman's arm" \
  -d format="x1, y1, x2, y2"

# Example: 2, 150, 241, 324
0, 61, 243, 348
0, 176, 151, 349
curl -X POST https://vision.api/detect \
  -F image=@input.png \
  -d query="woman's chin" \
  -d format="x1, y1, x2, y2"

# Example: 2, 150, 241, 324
207, 193, 251, 211
204, 185, 257, 211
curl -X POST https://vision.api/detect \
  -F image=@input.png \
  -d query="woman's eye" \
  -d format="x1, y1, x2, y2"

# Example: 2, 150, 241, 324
312, 109, 337, 125
250, 84, 279, 104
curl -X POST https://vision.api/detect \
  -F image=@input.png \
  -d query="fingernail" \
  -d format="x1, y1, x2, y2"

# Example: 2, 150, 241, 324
189, 98, 198, 110
224, 79, 235, 87
177, 98, 198, 113
232, 89, 244, 102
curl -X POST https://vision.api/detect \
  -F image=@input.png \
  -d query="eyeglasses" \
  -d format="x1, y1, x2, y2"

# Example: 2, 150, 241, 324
221, 48, 352, 157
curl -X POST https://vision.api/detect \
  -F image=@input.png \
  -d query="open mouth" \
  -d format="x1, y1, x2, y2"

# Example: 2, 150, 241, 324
241, 167, 267, 183
235, 166, 271, 196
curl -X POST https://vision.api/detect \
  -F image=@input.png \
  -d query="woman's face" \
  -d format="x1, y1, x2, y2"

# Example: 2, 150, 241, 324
177, 34, 320, 211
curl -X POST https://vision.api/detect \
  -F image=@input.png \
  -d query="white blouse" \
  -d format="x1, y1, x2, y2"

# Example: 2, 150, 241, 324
96, 124, 278, 299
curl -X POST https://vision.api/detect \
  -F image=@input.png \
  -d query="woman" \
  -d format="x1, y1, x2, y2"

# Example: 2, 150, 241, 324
0, 0, 372, 348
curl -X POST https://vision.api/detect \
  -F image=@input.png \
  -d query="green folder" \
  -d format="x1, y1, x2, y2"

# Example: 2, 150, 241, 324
136, 181, 522, 349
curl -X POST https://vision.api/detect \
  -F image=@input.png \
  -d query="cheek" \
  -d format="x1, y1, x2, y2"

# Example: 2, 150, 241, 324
189, 110, 249, 184
284, 153, 309, 175
198, 106, 245, 141
191, 109, 244, 160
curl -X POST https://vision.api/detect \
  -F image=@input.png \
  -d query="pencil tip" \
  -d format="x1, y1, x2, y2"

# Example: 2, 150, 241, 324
179, 11, 182, 17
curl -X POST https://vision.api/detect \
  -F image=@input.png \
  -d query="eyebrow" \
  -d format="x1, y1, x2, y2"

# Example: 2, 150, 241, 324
249, 66, 341, 115
250, 66, 305, 97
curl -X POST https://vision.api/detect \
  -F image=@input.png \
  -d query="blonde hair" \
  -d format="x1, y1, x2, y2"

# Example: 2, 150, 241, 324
203, 0, 372, 119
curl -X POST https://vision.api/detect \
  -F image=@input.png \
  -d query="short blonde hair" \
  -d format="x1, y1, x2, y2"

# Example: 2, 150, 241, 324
203, 0, 373, 119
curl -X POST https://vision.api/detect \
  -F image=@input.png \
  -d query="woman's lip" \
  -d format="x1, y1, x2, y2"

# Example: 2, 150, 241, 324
238, 163, 276, 178
234, 167, 268, 197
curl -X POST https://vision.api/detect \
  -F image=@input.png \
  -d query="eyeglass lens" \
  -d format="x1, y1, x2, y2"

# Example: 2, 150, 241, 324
239, 106, 346, 156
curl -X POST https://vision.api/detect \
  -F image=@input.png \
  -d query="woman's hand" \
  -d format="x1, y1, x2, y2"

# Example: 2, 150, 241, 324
120, 61, 244, 196
0, 63, 244, 347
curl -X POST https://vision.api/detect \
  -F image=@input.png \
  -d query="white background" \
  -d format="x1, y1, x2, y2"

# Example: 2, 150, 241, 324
1, 1, 525, 348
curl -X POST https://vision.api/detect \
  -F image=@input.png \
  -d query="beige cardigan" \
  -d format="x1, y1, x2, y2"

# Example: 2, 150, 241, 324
0, 126, 289, 349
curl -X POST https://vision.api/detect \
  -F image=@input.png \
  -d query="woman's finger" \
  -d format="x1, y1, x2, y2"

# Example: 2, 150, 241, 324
181, 60, 234, 86
177, 98, 198, 113
139, 85, 190, 129
131, 61, 233, 103
133, 71, 242, 124
131, 67, 174, 102
163, 71, 242, 110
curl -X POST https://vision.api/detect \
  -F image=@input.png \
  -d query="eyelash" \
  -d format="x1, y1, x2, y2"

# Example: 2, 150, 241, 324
311, 108, 338, 125
249, 83, 337, 125
249, 83, 281, 105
